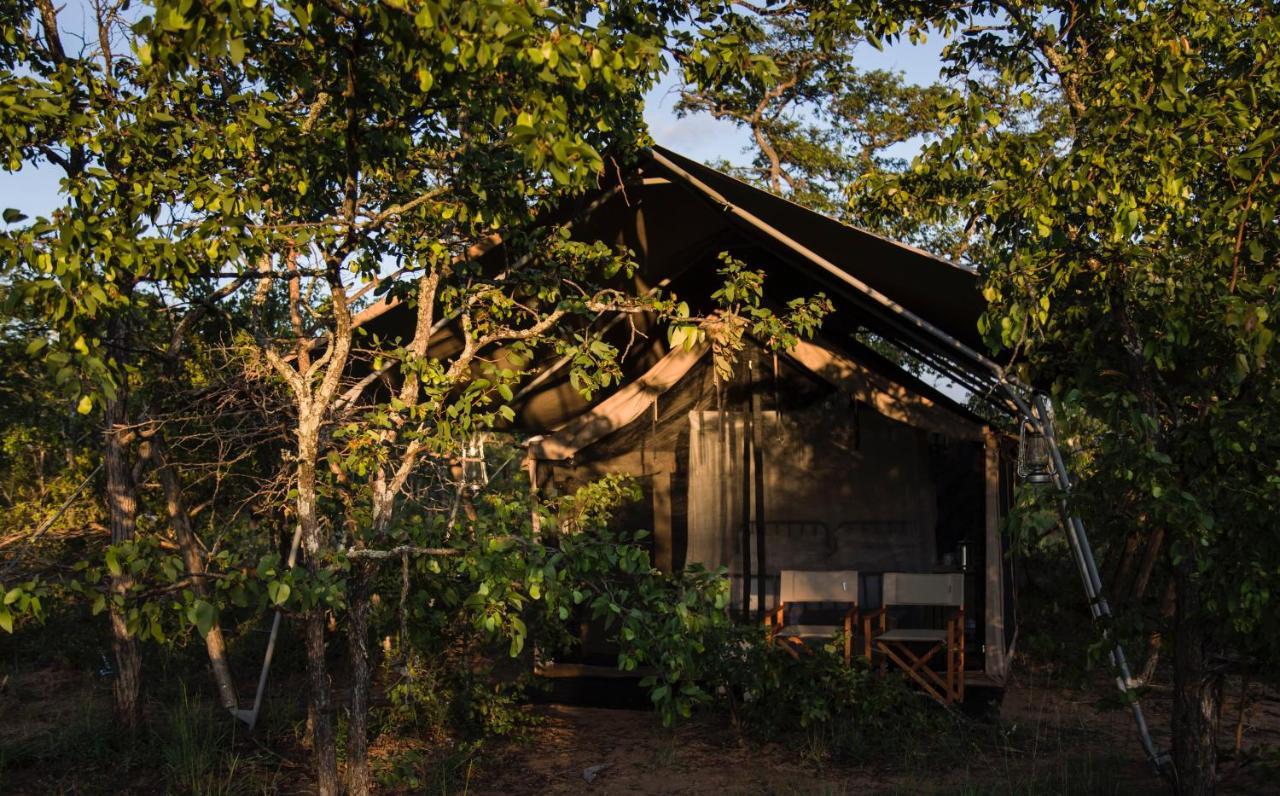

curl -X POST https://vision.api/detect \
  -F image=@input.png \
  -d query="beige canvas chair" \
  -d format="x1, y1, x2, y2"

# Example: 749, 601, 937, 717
864, 573, 965, 704
765, 570, 860, 665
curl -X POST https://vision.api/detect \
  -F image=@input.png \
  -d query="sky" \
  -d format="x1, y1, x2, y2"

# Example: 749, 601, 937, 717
644, 36, 948, 167
0, 20, 949, 221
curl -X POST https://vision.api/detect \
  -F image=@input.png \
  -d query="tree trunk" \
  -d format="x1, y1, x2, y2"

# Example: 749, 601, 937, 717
345, 559, 374, 796
1171, 564, 1219, 795
305, 606, 339, 796
153, 437, 239, 710
104, 394, 141, 729
296, 425, 339, 796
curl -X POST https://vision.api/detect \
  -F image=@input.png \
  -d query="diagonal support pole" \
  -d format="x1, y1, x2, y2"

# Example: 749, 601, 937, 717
233, 523, 303, 730
1009, 389, 1170, 771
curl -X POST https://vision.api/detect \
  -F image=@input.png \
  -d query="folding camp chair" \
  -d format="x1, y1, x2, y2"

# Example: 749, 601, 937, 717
864, 573, 965, 704
765, 570, 860, 665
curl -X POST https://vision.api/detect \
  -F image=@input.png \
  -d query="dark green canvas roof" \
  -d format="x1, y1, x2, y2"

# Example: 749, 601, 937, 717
356, 147, 1006, 431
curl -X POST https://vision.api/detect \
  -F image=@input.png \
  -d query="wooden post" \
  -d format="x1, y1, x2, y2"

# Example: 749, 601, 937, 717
524, 455, 542, 538
983, 427, 1007, 682
741, 394, 753, 621
714, 385, 732, 610
652, 471, 673, 573
750, 366, 767, 621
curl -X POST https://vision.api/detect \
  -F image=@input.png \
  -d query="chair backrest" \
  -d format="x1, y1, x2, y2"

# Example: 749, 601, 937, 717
779, 570, 859, 605
882, 573, 963, 608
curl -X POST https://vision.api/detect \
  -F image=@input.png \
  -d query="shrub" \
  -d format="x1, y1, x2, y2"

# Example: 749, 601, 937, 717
702, 627, 956, 765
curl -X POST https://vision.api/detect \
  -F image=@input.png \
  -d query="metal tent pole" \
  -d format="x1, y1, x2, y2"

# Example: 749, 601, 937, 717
233, 523, 303, 730
1009, 390, 1169, 770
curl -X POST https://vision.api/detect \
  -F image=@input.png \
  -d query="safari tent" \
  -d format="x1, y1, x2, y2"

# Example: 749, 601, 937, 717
361, 146, 1022, 692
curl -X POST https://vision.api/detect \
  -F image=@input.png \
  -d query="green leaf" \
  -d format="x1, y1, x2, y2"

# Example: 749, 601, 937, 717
3, 208, 27, 223
3, 587, 20, 605
0, 607, 12, 633
268, 580, 291, 606
187, 599, 217, 637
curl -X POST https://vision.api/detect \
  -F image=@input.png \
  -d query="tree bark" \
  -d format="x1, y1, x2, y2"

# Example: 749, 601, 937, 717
152, 437, 239, 711
1171, 564, 1219, 795
305, 606, 339, 796
345, 559, 374, 796
296, 419, 339, 796
104, 393, 142, 729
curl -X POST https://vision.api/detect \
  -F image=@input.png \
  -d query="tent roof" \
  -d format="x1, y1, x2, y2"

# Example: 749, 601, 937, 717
646, 146, 987, 353
637, 148, 1005, 388
355, 147, 1009, 433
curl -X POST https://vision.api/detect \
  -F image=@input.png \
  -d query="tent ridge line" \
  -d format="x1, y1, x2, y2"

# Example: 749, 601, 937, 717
644, 147, 1005, 383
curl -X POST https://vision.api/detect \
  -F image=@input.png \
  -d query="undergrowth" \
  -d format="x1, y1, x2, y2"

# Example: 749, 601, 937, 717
699, 625, 966, 768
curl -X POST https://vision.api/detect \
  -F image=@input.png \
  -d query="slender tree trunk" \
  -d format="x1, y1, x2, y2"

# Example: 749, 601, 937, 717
296, 428, 339, 796
1171, 564, 1219, 795
104, 393, 142, 729
305, 606, 339, 796
345, 558, 374, 796
153, 437, 239, 710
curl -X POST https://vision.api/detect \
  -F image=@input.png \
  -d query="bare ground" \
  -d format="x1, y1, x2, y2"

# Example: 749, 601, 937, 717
2, 663, 1278, 794
457, 667, 1280, 796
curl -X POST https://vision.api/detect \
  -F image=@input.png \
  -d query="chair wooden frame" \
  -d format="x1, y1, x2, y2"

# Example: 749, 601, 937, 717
864, 573, 965, 704
765, 570, 860, 666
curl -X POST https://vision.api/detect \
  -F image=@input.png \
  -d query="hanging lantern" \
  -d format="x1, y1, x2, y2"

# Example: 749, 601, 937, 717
461, 434, 488, 494
1017, 421, 1056, 485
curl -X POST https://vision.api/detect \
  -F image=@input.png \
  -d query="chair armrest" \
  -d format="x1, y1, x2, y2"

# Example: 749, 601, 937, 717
862, 607, 887, 639
861, 606, 886, 661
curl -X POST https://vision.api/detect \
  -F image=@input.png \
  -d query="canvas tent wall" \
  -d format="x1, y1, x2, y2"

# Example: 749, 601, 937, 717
527, 334, 1014, 685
